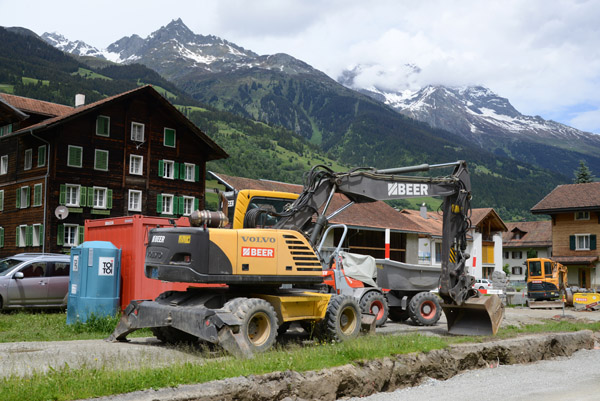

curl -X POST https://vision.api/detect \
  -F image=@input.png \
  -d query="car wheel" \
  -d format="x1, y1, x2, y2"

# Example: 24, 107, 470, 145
479, 286, 485, 290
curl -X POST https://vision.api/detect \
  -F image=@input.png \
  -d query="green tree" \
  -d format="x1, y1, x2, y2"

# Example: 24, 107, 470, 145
574, 160, 594, 183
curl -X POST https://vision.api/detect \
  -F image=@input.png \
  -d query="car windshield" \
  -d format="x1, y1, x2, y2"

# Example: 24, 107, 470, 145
0, 258, 23, 276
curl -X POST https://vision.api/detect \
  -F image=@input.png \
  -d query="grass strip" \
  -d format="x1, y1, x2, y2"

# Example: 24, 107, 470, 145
1, 318, 599, 400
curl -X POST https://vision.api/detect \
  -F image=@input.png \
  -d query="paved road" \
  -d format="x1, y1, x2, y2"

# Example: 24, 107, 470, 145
343, 347, 600, 401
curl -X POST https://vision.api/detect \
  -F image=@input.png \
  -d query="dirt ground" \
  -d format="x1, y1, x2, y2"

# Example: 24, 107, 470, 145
1, 306, 599, 379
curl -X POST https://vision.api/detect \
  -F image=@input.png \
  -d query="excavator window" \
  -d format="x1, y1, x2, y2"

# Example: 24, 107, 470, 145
245, 196, 293, 228
528, 260, 542, 277
544, 261, 553, 276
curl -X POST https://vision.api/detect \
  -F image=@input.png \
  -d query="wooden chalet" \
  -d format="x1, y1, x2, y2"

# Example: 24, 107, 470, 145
0, 86, 227, 256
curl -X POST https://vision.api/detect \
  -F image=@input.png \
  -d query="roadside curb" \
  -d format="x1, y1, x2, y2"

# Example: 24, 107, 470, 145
87, 330, 595, 401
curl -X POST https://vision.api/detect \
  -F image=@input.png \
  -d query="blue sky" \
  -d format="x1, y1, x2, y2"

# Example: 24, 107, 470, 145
2, 0, 600, 133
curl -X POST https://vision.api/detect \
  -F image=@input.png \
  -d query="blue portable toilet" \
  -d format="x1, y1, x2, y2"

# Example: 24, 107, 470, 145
67, 241, 121, 324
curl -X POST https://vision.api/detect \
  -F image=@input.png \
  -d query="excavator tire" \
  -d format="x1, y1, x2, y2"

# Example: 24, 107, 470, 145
230, 298, 278, 353
408, 292, 441, 326
317, 295, 361, 342
387, 307, 410, 322
359, 291, 389, 327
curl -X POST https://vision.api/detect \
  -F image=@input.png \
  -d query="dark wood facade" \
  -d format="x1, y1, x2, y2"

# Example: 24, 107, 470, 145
0, 86, 227, 257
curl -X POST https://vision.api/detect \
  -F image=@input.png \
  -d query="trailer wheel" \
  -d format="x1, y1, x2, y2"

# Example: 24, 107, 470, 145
408, 292, 441, 326
387, 307, 409, 322
231, 298, 278, 352
318, 295, 361, 342
359, 291, 389, 327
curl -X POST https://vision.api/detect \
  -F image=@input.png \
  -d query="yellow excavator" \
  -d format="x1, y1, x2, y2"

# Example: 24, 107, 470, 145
525, 258, 571, 308
108, 161, 504, 356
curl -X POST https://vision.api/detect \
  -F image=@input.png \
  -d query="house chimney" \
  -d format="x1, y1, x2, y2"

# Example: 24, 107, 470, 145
420, 203, 428, 219
75, 94, 85, 108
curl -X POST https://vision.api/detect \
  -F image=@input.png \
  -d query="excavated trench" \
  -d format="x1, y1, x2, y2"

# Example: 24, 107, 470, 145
92, 330, 596, 401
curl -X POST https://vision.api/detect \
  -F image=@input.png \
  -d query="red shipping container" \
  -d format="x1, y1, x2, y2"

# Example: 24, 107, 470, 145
85, 215, 222, 310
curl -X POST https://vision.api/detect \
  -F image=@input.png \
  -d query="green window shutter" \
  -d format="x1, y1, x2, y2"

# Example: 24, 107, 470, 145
16, 189, 20, 208
158, 160, 164, 177
0, 227, 4, 248
164, 128, 175, 147
178, 196, 184, 215
88, 187, 94, 207
0, 190, 3, 211
194, 198, 199, 211
59, 184, 66, 205
68, 146, 82, 167
78, 226, 85, 245
180, 163, 186, 180
156, 194, 163, 214
107, 189, 113, 209
39, 224, 44, 247
38, 145, 46, 167
95, 150, 108, 171
80, 186, 87, 207
34, 184, 42, 206
15, 227, 19, 247
26, 225, 33, 246
25, 187, 30, 208
591, 235, 597, 250
174, 162, 180, 180
569, 235, 576, 250
194, 165, 200, 182
57, 225, 64, 246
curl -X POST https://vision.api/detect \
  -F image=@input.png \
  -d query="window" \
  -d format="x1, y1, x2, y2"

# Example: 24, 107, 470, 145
37, 145, 46, 167
32, 224, 43, 247
0, 124, 12, 136
93, 187, 107, 209
33, 183, 42, 207
59, 224, 81, 247
158, 194, 174, 215
94, 149, 109, 171
128, 190, 142, 212
184, 163, 195, 182
0, 227, 4, 248
131, 122, 144, 142
164, 128, 176, 147
511, 251, 522, 259
64, 184, 81, 207
24, 149, 32, 170
512, 266, 523, 275
183, 196, 194, 216
576, 234, 590, 250
161, 160, 175, 179
51, 262, 70, 277
434, 242, 442, 264
0, 155, 7, 174
96, 116, 110, 137
129, 155, 143, 175
504, 251, 510, 259
17, 186, 30, 209
17, 225, 27, 248
67, 145, 83, 168
575, 211, 590, 220
0, 190, 3, 211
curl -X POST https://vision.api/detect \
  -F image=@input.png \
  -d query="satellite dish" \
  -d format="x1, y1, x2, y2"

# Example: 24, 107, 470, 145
55, 206, 69, 220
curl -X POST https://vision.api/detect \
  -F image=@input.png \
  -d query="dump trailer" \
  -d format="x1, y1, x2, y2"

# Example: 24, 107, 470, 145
108, 161, 504, 356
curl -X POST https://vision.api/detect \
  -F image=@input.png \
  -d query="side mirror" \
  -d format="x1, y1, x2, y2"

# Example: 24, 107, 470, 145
14, 272, 24, 279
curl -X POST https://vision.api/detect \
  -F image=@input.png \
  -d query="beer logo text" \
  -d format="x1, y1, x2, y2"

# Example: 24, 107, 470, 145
387, 183, 429, 196
242, 247, 275, 258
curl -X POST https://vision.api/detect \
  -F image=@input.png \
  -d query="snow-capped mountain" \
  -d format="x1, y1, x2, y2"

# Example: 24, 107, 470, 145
41, 32, 105, 58
340, 67, 600, 152
42, 19, 321, 80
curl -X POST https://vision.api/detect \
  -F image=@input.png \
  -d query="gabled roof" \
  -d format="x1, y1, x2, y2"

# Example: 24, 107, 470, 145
400, 209, 444, 237
0, 96, 28, 125
210, 172, 424, 233
531, 182, 600, 214
2, 86, 228, 161
502, 220, 552, 248
470, 208, 507, 232
0, 93, 73, 117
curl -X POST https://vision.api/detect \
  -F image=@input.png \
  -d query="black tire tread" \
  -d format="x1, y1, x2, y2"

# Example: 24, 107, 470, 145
408, 292, 441, 326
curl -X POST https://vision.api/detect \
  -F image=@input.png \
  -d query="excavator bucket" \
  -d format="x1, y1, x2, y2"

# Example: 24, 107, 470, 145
442, 295, 504, 336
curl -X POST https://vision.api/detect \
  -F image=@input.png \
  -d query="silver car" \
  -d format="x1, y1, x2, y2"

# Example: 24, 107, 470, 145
0, 253, 70, 309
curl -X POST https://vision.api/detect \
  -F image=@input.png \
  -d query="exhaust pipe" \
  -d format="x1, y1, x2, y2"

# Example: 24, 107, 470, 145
442, 294, 504, 336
